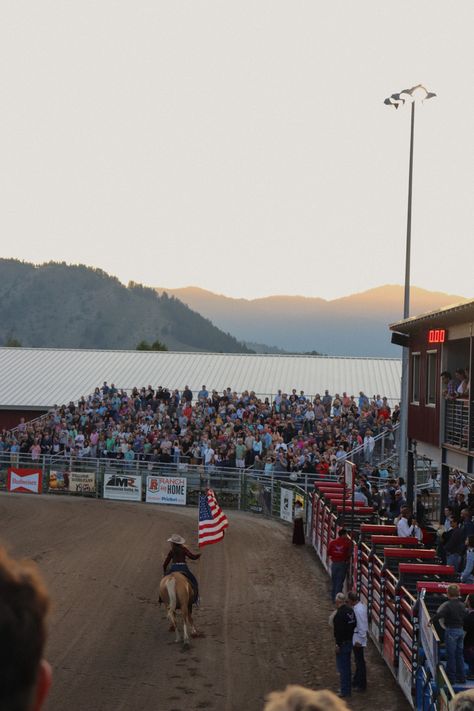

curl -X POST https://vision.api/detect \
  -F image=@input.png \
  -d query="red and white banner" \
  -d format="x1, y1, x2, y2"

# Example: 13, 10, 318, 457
7, 467, 42, 494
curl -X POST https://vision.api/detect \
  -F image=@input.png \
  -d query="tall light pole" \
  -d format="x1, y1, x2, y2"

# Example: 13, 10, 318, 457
384, 84, 436, 491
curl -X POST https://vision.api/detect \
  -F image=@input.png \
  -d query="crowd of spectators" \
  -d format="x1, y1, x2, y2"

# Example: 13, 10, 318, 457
0, 382, 399, 476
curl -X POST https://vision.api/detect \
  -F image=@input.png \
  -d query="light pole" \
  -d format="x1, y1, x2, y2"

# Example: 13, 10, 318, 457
384, 84, 436, 496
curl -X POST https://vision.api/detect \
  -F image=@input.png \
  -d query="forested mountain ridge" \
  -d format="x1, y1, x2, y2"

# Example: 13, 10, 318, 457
0, 260, 253, 353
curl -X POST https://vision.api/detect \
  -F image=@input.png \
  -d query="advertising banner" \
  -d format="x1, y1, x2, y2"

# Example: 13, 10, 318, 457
7, 468, 42, 494
103, 473, 142, 501
419, 599, 438, 678
280, 487, 294, 523
146, 476, 187, 506
69, 471, 96, 494
49, 470, 69, 490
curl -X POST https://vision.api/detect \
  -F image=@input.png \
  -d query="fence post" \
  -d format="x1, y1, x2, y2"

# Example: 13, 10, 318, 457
42, 454, 46, 493
270, 471, 274, 518
96, 459, 100, 499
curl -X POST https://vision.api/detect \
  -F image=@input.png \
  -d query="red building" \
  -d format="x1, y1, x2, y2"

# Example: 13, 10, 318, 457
390, 299, 474, 517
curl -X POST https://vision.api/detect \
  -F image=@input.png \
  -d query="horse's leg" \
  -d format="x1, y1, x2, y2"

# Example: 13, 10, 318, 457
182, 611, 190, 647
188, 605, 198, 636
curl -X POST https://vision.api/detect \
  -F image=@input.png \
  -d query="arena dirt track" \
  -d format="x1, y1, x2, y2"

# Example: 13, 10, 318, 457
1, 494, 408, 711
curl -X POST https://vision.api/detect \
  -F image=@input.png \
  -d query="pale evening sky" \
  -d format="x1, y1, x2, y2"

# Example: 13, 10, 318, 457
0, 1, 472, 300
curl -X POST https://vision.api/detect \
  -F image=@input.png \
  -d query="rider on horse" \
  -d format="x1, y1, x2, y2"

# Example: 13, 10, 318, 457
163, 534, 201, 603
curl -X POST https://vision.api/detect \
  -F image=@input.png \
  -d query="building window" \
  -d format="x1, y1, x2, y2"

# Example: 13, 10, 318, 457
426, 351, 437, 406
412, 352, 420, 404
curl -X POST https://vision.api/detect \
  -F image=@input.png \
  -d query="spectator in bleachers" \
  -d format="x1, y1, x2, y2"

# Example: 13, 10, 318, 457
461, 537, 474, 584
461, 509, 474, 539
2, 383, 396, 489
429, 584, 467, 685
396, 507, 422, 540
444, 518, 466, 572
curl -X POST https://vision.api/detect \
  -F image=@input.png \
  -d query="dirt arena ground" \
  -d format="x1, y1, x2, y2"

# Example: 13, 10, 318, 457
0, 493, 409, 711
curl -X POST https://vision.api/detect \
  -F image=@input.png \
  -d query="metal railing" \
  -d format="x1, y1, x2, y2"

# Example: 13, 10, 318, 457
348, 423, 400, 469
0, 453, 312, 523
444, 399, 470, 450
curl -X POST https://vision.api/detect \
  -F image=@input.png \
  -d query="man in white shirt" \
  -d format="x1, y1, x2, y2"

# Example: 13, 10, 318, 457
348, 591, 368, 692
397, 507, 422, 541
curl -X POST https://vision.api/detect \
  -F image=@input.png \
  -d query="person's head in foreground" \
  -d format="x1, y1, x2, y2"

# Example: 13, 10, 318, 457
264, 685, 350, 711
0, 546, 52, 711
452, 689, 474, 711
447, 583, 461, 599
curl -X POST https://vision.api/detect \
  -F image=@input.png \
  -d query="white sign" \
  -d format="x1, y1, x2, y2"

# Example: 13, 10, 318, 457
344, 461, 355, 489
103, 473, 142, 501
8, 470, 41, 494
280, 487, 294, 523
146, 476, 187, 506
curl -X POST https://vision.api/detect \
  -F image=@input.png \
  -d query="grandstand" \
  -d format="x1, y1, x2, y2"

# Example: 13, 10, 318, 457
0, 347, 401, 429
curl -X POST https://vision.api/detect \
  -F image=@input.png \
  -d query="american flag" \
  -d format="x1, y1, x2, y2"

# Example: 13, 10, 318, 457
198, 489, 229, 548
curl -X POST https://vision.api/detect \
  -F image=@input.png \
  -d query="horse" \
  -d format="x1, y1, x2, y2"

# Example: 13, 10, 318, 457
159, 572, 197, 647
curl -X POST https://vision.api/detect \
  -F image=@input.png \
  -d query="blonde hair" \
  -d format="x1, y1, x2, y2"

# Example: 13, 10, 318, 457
452, 689, 474, 711
263, 685, 350, 711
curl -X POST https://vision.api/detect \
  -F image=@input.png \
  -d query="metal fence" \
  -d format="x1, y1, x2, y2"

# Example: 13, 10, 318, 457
0, 453, 312, 531
444, 399, 470, 450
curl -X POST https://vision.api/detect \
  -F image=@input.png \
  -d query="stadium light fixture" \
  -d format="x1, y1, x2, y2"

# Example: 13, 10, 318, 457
384, 84, 436, 502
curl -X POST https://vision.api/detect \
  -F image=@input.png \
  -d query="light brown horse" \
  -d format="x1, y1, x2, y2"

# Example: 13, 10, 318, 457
159, 572, 197, 646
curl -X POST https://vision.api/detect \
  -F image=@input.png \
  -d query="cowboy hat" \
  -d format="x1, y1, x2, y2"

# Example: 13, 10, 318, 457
167, 534, 185, 545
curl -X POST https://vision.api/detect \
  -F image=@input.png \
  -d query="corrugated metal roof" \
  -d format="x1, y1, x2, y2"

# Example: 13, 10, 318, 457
0, 348, 402, 409
390, 298, 474, 333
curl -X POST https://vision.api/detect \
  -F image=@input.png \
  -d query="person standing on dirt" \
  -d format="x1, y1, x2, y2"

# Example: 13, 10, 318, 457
0, 546, 52, 711
163, 534, 201, 603
328, 529, 352, 602
292, 500, 305, 545
333, 593, 356, 699
348, 591, 368, 692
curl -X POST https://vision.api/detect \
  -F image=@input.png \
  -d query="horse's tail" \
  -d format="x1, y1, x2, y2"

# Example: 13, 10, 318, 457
166, 576, 177, 612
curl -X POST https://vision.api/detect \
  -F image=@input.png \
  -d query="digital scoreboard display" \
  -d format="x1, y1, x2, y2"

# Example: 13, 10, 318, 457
428, 329, 445, 344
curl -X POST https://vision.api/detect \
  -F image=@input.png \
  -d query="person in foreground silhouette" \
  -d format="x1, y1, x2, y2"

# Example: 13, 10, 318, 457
0, 546, 52, 711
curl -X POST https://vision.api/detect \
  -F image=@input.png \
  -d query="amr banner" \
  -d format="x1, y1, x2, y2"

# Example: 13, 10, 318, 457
280, 487, 294, 523
7, 467, 42, 494
146, 476, 187, 505
103, 473, 142, 502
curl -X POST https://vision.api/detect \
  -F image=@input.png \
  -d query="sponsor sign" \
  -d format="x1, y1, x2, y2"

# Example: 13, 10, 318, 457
397, 657, 413, 704
103, 473, 142, 501
69, 471, 96, 494
7, 468, 42, 494
49, 470, 69, 490
419, 599, 438, 678
146, 476, 187, 506
280, 487, 294, 523
344, 461, 355, 489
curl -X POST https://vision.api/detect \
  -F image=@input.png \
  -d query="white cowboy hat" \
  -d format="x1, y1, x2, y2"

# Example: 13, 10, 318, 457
167, 534, 185, 545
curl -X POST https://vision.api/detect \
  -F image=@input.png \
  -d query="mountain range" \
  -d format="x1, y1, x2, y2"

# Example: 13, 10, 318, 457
0, 260, 252, 353
155, 285, 471, 356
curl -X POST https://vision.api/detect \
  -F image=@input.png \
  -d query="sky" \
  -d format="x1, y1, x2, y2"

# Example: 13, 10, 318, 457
0, 1, 473, 301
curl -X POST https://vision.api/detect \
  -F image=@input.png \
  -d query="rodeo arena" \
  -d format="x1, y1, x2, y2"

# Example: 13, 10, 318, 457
1, 298, 474, 711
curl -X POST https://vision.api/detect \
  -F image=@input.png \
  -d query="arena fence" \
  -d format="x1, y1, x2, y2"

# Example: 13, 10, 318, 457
311, 481, 473, 709
0, 453, 311, 532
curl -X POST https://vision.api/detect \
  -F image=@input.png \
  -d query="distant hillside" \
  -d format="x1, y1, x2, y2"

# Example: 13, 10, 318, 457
0, 260, 253, 353
156, 285, 471, 356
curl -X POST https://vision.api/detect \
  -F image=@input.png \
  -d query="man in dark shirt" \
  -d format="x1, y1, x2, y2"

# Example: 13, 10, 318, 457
444, 518, 465, 572
429, 584, 467, 684
333, 592, 356, 698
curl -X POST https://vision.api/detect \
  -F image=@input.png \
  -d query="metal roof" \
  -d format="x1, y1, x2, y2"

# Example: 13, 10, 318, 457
0, 347, 402, 409
390, 298, 474, 333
